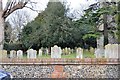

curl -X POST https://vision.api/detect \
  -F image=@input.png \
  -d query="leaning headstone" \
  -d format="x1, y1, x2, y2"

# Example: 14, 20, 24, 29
0, 50, 7, 59
27, 49, 37, 59
17, 50, 23, 58
38, 49, 42, 57
10, 50, 16, 58
76, 48, 83, 59
51, 45, 62, 58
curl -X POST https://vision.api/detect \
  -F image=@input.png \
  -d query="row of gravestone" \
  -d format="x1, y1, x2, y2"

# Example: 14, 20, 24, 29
0, 44, 119, 59
0, 45, 83, 59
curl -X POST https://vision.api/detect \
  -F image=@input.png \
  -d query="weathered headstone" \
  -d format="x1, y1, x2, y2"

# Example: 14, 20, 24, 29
105, 44, 119, 58
95, 49, 102, 58
51, 45, 62, 58
17, 50, 23, 58
62, 49, 65, 55
96, 34, 104, 58
105, 44, 111, 58
65, 47, 69, 55
45, 48, 49, 55
119, 44, 120, 58
38, 49, 42, 57
68, 48, 71, 54
0, 50, 7, 59
113, 44, 119, 58
76, 48, 83, 59
71, 49, 74, 54
27, 49, 37, 59
10, 50, 16, 58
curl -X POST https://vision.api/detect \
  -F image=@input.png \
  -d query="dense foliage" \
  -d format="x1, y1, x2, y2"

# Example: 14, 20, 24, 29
117, 1, 120, 43
21, 1, 96, 49
21, 1, 119, 50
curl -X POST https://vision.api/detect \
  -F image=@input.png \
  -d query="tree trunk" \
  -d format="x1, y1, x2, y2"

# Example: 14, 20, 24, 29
0, 11, 4, 50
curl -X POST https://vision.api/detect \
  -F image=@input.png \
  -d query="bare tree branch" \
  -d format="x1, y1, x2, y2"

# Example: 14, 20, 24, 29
25, 6, 39, 12
2, 1, 28, 19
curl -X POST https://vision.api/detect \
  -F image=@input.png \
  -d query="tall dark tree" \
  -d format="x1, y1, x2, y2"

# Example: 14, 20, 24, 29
22, 1, 76, 49
117, 1, 120, 43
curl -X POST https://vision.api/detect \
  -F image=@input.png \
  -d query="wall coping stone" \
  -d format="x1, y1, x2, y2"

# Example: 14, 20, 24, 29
0, 58, 119, 65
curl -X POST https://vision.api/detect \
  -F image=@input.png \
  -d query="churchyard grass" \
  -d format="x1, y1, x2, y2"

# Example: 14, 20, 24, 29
83, 50, 95, 58
61, 53, 76, 58
22, 50, 95, 58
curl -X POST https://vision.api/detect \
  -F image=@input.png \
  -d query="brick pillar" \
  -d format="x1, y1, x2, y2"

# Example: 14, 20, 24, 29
51, 65, 67, 78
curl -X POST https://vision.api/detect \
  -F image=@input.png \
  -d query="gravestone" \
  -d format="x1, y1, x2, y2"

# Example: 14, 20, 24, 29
76, 48, 83, 59
62, 49, 65, 55
45, 48, 49, 55
95, 49, 100, 58
71, 49, 74, 54
0, 50, 7, 59
105, 44, 119, 58
105, 44, 109, 58
27, 49, 37, 59
51, 45, 62, 58
105, 44, 111, 58
38, 49, 42, 57
65, 47, 69, 55
112, 44, 119, 58
17, 50, 23, 58
68, 48, 71, 54
118, 44, 120, 58
96, 34, 104, 58
10, 50, 16, 58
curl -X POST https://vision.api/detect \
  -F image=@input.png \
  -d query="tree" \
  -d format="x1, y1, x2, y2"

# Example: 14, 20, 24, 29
117, 1, 120, 43
4, 21, 12, 43
73, 2, 101, 48
22, 1, 80, 49
8, 10, 31, 42
0, 0, 38, 50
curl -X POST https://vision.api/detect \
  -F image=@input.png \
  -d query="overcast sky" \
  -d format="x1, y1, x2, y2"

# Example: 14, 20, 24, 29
3, 0, 98, 25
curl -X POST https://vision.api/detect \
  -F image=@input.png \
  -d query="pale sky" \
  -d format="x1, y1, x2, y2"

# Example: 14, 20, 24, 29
3, 0, 98, 25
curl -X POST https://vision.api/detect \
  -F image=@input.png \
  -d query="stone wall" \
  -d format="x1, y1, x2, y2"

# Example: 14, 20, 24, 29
0, 64, 119, 78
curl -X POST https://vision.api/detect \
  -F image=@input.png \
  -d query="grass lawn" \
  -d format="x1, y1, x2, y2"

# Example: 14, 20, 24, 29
83, 50, 95, 58
23, 50, 95, 59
